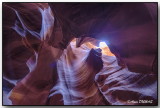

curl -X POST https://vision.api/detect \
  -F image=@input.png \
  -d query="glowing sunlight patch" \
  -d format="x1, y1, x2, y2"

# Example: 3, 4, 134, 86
98, 41, 115, 56
99, 42, 108, 48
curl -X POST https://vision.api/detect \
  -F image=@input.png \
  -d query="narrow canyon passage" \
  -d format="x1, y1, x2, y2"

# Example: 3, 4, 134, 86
2, 3, 157, 105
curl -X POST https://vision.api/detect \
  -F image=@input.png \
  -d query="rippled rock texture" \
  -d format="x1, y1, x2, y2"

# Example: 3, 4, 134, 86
2, 3, 157, 105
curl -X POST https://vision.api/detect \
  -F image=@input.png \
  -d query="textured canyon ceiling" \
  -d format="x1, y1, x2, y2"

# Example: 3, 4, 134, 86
2, 3, 158, 105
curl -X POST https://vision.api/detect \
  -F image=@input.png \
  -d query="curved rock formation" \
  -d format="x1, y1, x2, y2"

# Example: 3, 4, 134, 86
2, 3, 157, 105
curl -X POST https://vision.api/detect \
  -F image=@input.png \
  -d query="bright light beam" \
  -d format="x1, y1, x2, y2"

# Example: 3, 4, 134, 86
99, 42, 108, 48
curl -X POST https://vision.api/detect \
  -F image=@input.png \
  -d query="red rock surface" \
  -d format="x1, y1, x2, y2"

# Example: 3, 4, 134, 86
2, 3, 157, 105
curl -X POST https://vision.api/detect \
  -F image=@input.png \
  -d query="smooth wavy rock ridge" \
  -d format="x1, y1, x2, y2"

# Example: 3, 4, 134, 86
2, 3, 157, 105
